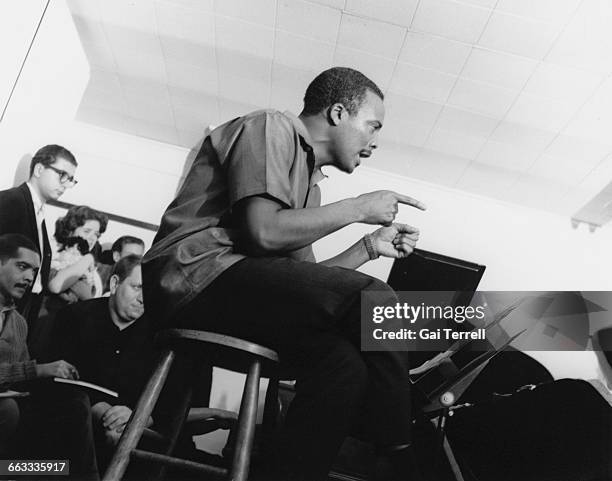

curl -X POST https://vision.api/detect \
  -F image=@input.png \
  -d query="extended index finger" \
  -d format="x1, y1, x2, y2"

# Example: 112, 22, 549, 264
393, 192, 427, 210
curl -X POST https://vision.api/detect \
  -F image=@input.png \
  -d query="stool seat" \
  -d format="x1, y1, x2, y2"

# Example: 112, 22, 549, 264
103, 329, 280, 481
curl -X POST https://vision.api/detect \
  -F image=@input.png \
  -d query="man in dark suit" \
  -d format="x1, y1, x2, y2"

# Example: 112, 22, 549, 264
0, 144, 78, 332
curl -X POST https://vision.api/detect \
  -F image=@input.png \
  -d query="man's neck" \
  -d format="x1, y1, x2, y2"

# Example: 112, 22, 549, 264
26, 180, 47, 206
0, 291, 12, 311
298, 113, 333, 169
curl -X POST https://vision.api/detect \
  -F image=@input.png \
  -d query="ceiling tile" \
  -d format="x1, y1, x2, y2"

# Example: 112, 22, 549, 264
435, 106, 498, 138
479, 12, 560, 59
99, 0, 156, 31
269, 63, 317, 113
489, 121, 556, 152
120, 76, 168, 101
104, 23, 162, 58
477, 140, 539, 171
389, 62, 456, 104
169, 85, 218, 111
399, 31, 471, 75
214, 0, 276, 27
217, 49, 271, 83
155, 3, 215, 44
126, 117, 180, 145
160, 37, 216, 67
457, 0, 496, 8
461, 47, 538, 90
337, 14, 406, 60
113, 49, 167, 82
563, 77, 612, 143
277, 0, 341, 43
89, 69, 122, 95
495, 0, 581, 24
510, 176, 569, 211
345, 0, 419, 27
385, 93, 443, 125
308, 0, 345, 8
77, 104, 127, 132
215, 16, 274, 59
218, 72, 270, 107
408, 149, 472, 186
455, 161, 520, 198
165, 59, 218, 93
67, 0, 101, 20
412, 0, 491, 44
275, 31, 334, 72
333, 46, 396, 91
380, 118, 434, 147
125, 94, 175, 126
80, 84, 125, 113
219, 98, 262, 123
523, 62, 603, 103
448, 77, 517, 117
527, 153, 598, 185
173, 103, 219, 131
545, 134, 612, 165
155, 0, 213, 11
80, 40, 116, 71
425, 127, 487, 159
505, 92, 579, 131
72, 15, 107, 45
545, 0, 612, 74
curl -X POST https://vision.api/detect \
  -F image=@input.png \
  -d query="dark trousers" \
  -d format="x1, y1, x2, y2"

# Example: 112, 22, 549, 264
9, 384, 99, 481
176, 257, 413, 481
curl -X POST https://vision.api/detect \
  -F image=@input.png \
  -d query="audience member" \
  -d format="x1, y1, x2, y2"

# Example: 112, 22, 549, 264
98, 236, 145, 292
0, 233, 98, 480
52, 255, 233, 473
33, 205, 108, 359
143, 67, 426, 481
0, 145, 78, 332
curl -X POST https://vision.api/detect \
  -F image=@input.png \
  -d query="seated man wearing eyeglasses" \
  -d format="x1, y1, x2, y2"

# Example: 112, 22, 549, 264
0, 145, 79, 333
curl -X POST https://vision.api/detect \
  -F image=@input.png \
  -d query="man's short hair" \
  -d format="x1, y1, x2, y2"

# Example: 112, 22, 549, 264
0, 234, 39, 262
302, 67, 384, 116
111, 236, 145, 254
111, 254, 141, 283
29, 144, 77, 177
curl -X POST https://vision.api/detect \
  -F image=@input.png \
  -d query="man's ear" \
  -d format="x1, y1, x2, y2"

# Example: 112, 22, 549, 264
109, 274, 119, 294
327, 103, 347, 126
112, 251, 120, 263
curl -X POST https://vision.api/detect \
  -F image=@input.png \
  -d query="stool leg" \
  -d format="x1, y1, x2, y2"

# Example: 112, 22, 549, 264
103, 349, 176, 481
229, 359, 261, 481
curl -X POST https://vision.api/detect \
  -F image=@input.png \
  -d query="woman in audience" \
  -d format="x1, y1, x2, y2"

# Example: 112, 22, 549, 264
32, 206, 108, 360
48, 205, 108, 301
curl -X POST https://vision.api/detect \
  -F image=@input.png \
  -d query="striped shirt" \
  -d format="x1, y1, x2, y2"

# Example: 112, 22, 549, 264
0, 305, 37, 386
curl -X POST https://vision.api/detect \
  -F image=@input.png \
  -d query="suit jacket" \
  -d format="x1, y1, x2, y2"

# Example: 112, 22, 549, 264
0, 183, 51, 291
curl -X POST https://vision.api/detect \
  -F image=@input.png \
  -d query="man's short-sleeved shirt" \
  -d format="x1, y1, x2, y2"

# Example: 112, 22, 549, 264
142, 110, 325, 325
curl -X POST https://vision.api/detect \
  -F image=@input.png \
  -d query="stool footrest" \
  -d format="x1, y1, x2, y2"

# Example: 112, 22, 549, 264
131, 449, 228, 478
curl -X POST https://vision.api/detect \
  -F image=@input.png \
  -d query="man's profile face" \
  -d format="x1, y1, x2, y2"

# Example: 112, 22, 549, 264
113, 243, 144, 263
330, 90, 385, 174
110, 265, 144, 323
33, 157, 77, 202
0, 248, 40, 302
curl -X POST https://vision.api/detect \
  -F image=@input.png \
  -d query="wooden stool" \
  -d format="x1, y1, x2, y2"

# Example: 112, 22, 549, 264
102, 329, 279, 481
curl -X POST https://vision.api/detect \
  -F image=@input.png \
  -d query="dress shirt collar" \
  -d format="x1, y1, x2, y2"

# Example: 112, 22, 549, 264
26, 182, 45, 216
283, 111, 327, 187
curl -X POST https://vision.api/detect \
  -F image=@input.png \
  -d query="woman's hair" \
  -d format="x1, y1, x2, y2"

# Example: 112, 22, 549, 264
54, 205, 108, 247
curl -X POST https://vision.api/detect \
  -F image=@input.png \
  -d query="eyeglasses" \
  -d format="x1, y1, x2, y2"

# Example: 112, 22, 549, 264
46, 165, 78, 185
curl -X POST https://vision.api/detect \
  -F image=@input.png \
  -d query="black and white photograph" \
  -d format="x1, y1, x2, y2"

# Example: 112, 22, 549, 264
1, 1, 612, 480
